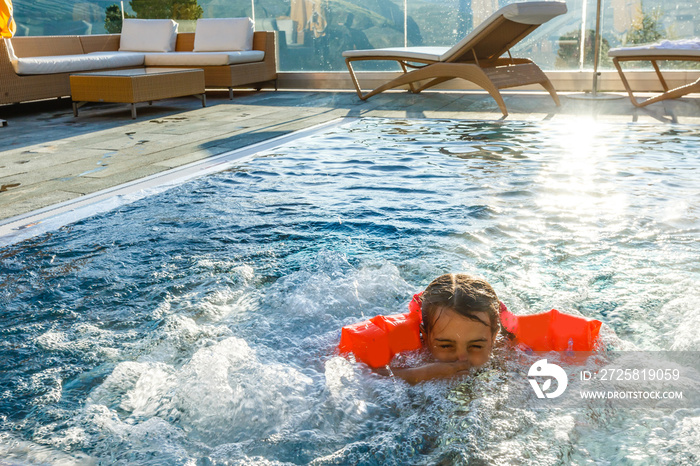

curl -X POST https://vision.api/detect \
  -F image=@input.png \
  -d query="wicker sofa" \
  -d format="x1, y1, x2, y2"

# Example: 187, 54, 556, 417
1, 23, 277, 106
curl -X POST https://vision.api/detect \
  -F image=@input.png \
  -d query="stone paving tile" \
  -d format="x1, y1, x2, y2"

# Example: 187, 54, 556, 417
82, 130, 225, 156
190, 105, 285, 121
207, 131, 295, 150
1, 154, 116, 188
140, 117, 231, 135
151, 147, 234, 169
157, 140, 236, 160
74, 101, 203, 121
0, 148, 110, 179
197, 115, 347, 151
78, 146, 212, 176
0, 179, 72, 204
5, 127, 80, 149
191, 122, 250, 137
1, 190, 80, 220
55, 165, 170, 195
16, 126, 150, 153
0, 174, 84, 215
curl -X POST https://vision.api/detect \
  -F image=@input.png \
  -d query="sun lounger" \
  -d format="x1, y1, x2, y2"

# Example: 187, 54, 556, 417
609, 39, 700, 107
342, 1, 567, 116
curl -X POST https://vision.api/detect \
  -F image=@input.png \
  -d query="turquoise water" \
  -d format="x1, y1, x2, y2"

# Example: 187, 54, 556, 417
1, 118, 699, 464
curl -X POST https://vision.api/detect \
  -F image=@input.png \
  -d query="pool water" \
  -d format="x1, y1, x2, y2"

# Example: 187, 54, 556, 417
1, 118, 699, 465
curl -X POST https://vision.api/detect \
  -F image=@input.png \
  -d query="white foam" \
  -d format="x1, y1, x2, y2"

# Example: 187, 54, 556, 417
87, 336, 315, 445
0, 432, 95, 465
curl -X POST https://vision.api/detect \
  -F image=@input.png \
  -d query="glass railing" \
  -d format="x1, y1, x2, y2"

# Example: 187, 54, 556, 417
10, 0, 700, 71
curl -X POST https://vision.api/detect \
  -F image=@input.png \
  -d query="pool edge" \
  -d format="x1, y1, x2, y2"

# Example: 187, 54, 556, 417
0, 117, 356, 248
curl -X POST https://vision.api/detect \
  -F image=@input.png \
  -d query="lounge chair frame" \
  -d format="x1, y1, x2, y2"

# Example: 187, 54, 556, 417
612, 54, 700, 107
346, 57, 558, 116
344, 3, 564, 116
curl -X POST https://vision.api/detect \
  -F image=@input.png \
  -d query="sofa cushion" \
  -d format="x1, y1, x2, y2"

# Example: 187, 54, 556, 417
11, 51, 145, 75
143, 50, 264, 66
193, 18, 253, 52
119, 19, 178, 53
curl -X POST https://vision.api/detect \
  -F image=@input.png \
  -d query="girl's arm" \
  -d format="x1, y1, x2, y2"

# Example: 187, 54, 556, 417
376, 360, 473, 385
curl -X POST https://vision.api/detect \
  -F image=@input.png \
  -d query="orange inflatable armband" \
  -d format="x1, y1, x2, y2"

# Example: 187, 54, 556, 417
338, 294, 423, 368
500, 304, 602, 351
338, 294, 603, 368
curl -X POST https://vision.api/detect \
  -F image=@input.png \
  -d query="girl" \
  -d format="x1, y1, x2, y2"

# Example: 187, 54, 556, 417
380, 273, 502, 384
338, 273, 601, 384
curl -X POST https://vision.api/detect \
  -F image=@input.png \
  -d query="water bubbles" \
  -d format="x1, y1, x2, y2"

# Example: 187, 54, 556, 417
83, 335, 317, 458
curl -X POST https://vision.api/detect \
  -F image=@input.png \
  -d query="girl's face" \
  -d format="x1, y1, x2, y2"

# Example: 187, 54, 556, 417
423, 307, 495, 366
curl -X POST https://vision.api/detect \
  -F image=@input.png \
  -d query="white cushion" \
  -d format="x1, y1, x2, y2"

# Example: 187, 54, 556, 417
609, 39, 700, 58
11, 51, 145, 75
609, 47, 700, 58
343, 47, 448, 61
144, 50, 264, 66
119, 19, 178, 53
193, 18, 253, 52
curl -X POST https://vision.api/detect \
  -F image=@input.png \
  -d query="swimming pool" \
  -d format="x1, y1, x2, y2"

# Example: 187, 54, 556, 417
1, 118, 699, 464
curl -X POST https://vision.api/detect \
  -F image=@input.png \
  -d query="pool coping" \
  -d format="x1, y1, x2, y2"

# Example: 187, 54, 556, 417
0, 117, 355, 248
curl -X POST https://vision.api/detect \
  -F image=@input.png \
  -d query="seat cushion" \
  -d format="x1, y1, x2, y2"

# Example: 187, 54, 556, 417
143, 50, 264, 66
119, 19, 178, 53
343, 47, 448, 62
11, 51, 145, 75
609, 39, 700, 58
193, 18, 254, 52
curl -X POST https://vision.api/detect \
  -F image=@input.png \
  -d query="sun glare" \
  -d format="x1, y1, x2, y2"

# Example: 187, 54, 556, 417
534, 120, 628, 241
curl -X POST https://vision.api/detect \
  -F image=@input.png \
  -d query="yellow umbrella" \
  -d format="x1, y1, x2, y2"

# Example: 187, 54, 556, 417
1, 0, 16, 38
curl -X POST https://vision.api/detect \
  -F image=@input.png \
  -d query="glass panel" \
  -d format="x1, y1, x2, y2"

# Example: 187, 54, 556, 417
11, 0, 211, 36
511, 0, 585, 71
410, 0, 462, 47
9, 0, 700, 71
599, 0, 700, 70
275, 0, 411, 71
13, 0, 117, 35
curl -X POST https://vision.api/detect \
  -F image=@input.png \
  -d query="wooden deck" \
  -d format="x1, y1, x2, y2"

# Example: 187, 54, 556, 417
1, 89, 699, 223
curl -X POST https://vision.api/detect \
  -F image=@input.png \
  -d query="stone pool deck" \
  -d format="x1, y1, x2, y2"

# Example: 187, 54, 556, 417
1, 89, 700, 223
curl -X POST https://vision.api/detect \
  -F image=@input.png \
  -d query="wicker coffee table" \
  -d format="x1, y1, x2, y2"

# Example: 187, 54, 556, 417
70, 68, 206, 119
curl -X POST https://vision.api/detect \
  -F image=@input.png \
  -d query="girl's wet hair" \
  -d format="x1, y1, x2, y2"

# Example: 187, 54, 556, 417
421, 273, 501, 337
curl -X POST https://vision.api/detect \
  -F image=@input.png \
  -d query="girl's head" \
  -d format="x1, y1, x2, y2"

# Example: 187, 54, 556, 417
420, 273, 501, 366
